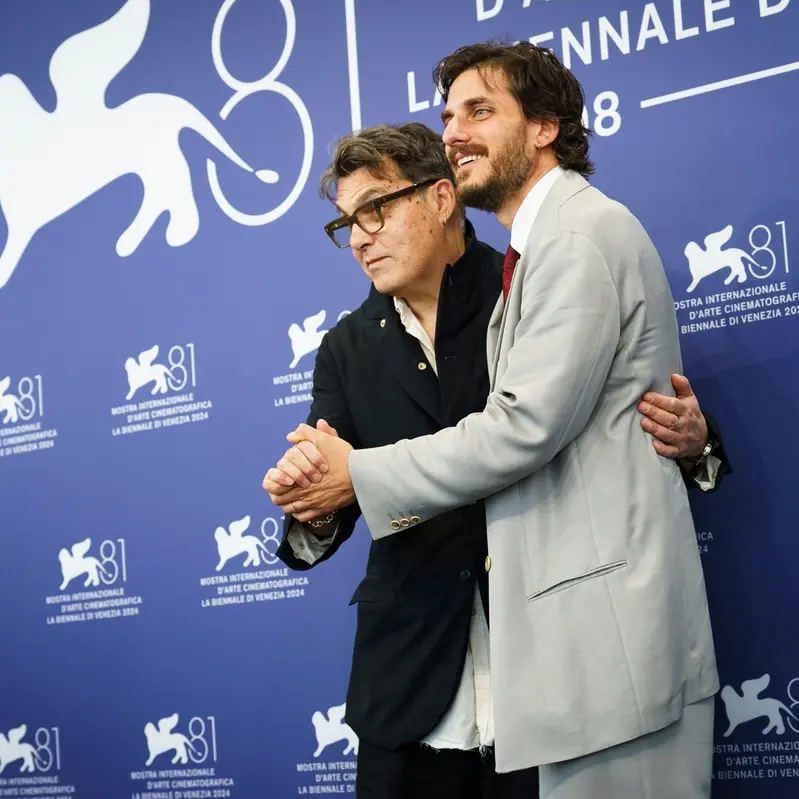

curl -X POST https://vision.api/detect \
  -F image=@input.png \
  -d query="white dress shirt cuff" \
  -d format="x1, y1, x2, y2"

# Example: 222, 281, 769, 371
689, 454, 722, 492
286, 520, 340, 565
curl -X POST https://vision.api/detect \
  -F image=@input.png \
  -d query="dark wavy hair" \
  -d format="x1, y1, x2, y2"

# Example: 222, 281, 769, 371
433, 40, 594, 177
319, 122, 455, 201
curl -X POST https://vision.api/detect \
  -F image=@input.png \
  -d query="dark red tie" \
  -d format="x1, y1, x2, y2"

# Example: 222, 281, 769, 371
503, 246, 520, 301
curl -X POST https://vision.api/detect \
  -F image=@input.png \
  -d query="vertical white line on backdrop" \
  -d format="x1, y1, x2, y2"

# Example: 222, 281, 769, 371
345, 0, 362, 131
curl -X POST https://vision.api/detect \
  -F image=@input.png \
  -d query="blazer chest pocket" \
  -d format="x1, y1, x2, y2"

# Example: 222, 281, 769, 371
527, 559, 628, 603
349, 575, 391, 606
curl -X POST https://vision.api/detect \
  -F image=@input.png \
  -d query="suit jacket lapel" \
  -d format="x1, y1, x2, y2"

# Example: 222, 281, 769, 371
361, 295, 445, 426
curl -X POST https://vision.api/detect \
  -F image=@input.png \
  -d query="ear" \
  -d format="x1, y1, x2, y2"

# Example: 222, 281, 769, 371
533, 118, 560, 150
431, 179, 458, 225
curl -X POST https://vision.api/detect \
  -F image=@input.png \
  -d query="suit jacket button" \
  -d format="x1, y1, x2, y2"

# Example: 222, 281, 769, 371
390, 520, 401, 530
485, 556, 492, 572
410, 515, 421, 524
460, 570, 471, 580
400, 518, 410, 527
380, 319, 386, 328
417, 362, 427, 370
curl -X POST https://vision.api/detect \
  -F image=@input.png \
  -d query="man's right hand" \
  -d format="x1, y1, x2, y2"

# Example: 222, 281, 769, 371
262, 419, 338, 493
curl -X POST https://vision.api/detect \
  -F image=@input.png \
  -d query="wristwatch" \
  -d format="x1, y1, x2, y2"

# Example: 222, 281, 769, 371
687, 435, 717, 471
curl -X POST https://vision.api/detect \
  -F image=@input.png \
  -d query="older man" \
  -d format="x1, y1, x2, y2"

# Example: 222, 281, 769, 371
265, 110, 729, 797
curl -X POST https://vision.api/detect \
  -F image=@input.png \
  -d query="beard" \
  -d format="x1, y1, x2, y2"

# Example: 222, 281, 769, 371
454, 124, 533, 213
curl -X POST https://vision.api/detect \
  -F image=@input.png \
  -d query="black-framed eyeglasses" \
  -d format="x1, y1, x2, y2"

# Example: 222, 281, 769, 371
324, 178, 444, 249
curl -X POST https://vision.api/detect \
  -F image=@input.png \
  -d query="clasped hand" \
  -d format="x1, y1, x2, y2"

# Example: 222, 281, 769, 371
261, 420, 356, 523
262, 373, 710, 522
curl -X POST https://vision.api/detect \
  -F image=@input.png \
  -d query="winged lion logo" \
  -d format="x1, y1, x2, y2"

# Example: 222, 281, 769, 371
0, 0, 276, 291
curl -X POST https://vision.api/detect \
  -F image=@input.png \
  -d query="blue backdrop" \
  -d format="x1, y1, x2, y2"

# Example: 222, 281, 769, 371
0, 1, 796, 796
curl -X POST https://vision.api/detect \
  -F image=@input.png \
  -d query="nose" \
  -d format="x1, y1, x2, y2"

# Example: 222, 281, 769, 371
350, 223, 374, 253
443, 114, 469, 149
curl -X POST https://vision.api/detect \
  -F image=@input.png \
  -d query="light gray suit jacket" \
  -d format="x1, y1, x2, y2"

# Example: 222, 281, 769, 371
347, 170, 719, 773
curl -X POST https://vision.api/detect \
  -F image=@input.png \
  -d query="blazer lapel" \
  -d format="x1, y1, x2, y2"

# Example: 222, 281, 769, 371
361, 299, 445, 426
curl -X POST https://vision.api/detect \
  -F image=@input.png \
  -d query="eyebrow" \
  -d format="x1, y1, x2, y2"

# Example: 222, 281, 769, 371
335, 186, 387, 216
440, 95, 494, 125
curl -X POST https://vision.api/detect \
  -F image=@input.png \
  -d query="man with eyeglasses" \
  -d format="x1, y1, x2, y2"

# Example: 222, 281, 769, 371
265, 119, 729, 798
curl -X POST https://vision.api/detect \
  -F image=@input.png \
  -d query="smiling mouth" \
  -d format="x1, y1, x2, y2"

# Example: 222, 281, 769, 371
455, 154, 484, 168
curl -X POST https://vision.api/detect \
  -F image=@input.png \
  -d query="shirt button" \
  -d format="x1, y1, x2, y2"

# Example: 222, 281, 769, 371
460, 570, 471, 580
485, 556, 492, 572
418, 362, 427, 370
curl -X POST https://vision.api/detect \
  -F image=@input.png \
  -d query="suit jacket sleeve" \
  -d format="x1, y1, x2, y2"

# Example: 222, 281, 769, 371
348, 230, 622, 539
277, 332, 363, 570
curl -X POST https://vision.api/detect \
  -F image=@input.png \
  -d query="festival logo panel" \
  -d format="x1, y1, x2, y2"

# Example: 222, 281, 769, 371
0, 721, 78, 798
45, 536, 143, 626
0, 374, 58, 460
675, 217, 795, 337
110, 342, 212, 438
198, 514, 310, 610
129, 713, 236, 799
715, 673, 799, 785
295, 702, 358, 795
272, 309, 351, 409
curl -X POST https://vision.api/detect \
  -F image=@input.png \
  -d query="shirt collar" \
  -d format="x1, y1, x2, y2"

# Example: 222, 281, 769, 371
509, 165, 565, 255
393, 294, 415, 328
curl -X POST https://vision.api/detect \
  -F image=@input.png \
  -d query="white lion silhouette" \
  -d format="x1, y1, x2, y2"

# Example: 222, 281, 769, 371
289, 310, 328, 369
0, 0, 277, 291
125, 344, 175, 400
0, 377, 23, 424
0, 725, 46, 774
311, 703, 358, 758
58, 537, 111, 590
214, 515, 269, 571
684, 224, 763, 293
720, 674, 798, 737
144, 713, 200, 766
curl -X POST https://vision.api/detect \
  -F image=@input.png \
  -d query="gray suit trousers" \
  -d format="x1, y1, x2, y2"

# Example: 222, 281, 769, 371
540, 697, 714, 799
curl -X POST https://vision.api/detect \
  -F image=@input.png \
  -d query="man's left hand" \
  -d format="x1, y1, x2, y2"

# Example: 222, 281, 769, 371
265, 424, 355, 522
638, 373, 708, 460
